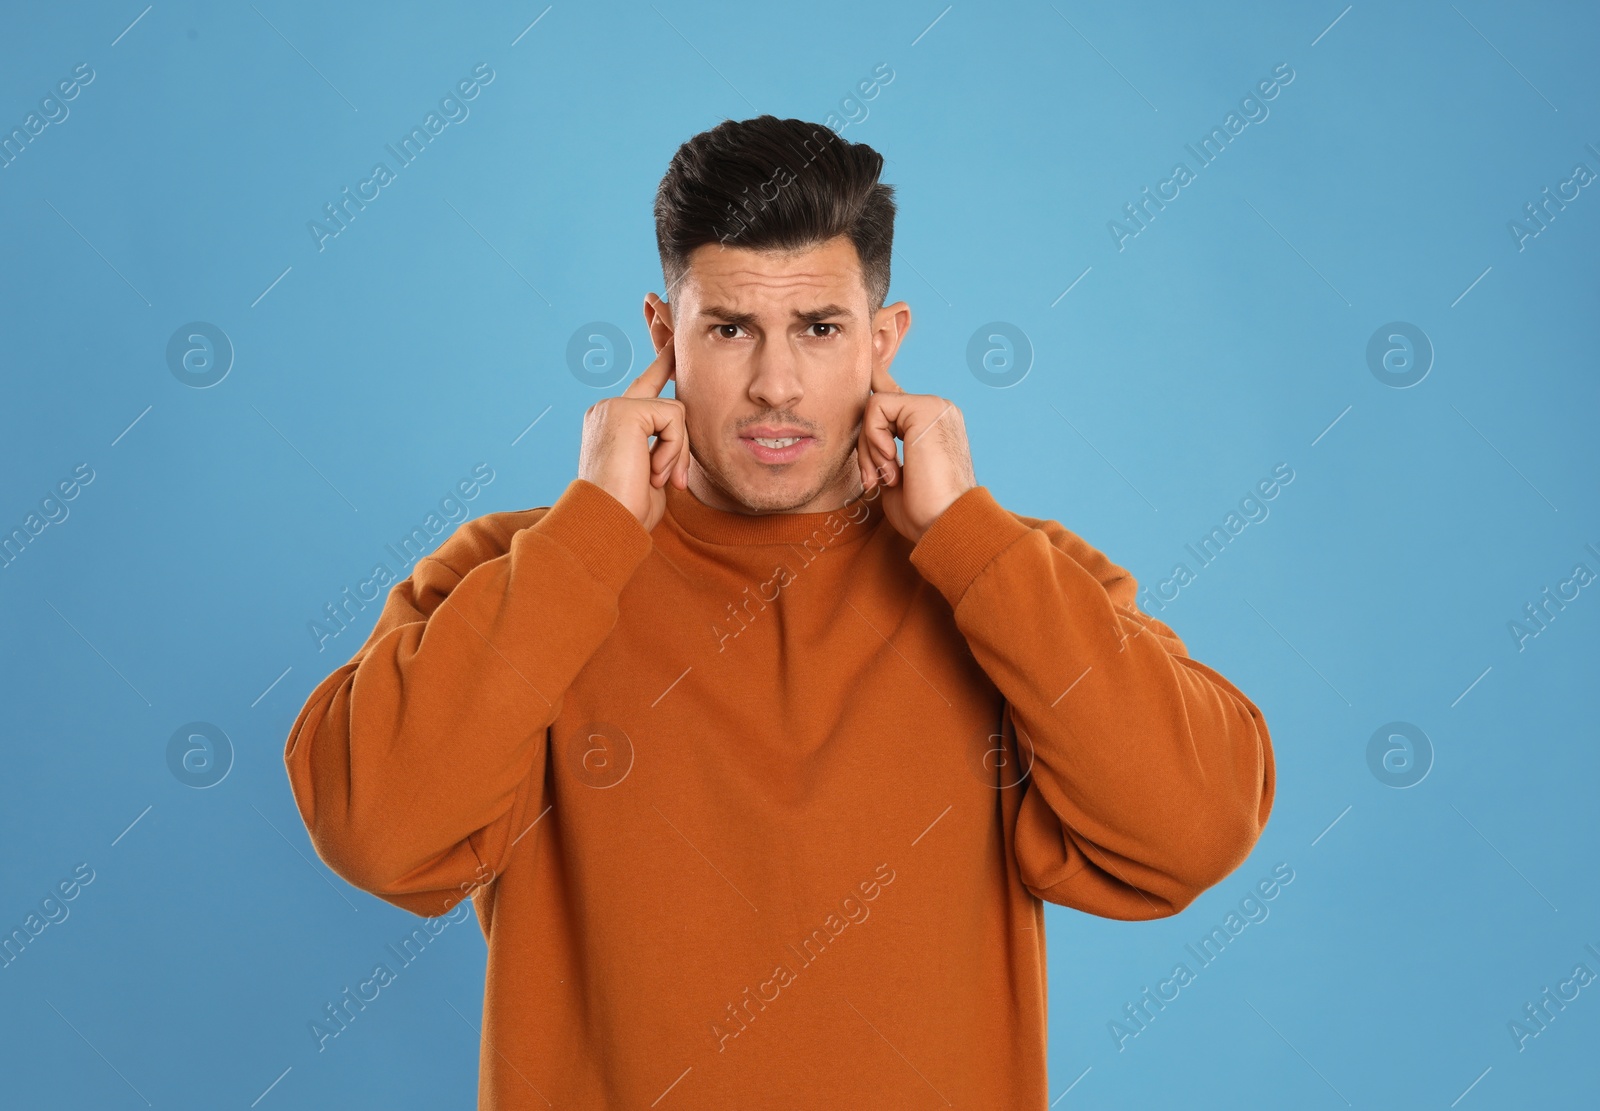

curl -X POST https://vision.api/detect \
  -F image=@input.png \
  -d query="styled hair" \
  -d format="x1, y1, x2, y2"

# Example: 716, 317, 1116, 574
653, 115, 897, 315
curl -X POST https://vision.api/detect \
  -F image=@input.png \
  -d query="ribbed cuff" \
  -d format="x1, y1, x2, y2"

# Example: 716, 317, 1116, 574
909, 485, 1034, 609
528, 478, 654, 595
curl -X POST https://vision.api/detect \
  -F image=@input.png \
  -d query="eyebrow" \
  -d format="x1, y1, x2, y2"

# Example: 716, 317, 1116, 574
695, 303, 855, 329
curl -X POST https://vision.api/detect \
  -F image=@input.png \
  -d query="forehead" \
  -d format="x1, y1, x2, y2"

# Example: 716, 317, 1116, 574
678, 235, 865, 312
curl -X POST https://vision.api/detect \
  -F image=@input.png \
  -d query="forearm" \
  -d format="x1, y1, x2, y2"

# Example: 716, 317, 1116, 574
284, 478, 653, 894
911, 486, 1275, 916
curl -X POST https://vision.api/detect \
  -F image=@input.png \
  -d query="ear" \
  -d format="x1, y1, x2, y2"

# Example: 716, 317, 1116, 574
643, 292, 675, 355
870, 300, 912, 382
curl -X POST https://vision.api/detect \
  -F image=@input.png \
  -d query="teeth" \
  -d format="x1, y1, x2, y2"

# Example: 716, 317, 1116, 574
753, 437, 801, 448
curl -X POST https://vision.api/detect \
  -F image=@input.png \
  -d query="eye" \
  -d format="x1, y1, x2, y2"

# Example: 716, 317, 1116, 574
807, 323, 841, 338
714, 324, 745, 339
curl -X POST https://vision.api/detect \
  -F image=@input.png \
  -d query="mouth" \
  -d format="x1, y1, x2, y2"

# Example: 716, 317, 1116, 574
741, 434, 814, 464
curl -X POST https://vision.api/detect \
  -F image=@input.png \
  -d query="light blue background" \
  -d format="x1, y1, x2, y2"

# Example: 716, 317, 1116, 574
2, 1, 1596, 1107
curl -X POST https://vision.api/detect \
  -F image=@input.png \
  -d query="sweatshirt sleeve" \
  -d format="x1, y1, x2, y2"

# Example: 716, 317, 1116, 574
909, 485, 1275, 920
283, 478, 653, 917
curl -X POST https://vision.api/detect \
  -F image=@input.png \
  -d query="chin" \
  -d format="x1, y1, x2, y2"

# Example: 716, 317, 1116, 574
733, 478, 816, 513
719, 459, 828, 513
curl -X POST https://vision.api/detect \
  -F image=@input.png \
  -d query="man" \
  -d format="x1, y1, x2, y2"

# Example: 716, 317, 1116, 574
284, 114, 1275, 1108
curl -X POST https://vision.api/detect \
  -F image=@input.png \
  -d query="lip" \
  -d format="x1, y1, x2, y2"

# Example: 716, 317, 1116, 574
741, 434, 814, 464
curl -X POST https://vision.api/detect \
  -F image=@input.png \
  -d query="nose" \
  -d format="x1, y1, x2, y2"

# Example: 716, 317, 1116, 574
746, 334, 803, 412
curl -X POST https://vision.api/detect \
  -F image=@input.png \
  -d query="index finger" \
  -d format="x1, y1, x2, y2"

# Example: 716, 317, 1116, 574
870, 359, 902, 395
621, 339, 676, 399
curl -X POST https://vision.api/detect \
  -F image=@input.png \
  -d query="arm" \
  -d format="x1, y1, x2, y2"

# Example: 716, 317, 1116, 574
909, 486, 1275, 920
283, 478, 652, 916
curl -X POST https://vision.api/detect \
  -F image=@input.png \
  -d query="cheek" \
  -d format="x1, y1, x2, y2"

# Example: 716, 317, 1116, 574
679, 394, 728, 451
679, 404, 711, 447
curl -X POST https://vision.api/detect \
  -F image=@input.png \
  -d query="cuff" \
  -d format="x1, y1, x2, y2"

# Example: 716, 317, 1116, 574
909, 485, 1034, 609
528, 478, 654, 596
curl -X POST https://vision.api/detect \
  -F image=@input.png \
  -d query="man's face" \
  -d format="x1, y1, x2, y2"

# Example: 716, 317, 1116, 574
644, 234, 910, 515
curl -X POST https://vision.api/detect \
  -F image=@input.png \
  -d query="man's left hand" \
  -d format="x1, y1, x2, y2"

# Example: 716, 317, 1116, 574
856, 361, 977, 545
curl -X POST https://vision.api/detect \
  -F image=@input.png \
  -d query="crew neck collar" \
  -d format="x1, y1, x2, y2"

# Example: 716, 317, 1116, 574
663, 479, 886, 546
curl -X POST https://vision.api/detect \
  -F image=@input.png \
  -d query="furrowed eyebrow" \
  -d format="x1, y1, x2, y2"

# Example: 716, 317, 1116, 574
698, 303, 855, 329
795, 303, 853, 325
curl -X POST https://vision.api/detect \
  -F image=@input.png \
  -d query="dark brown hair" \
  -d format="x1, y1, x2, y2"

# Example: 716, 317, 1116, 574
653, 115, 897, 315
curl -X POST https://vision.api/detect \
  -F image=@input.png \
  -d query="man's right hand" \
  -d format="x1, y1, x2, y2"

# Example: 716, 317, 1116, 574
578, 339, 689, 532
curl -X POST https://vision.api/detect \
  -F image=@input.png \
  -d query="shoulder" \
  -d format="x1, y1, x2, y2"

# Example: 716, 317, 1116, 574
1003, 501, 1131, 587
422, 504, 554, 579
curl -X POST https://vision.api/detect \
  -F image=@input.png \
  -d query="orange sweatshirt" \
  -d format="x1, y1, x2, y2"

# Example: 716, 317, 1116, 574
284, 476, 1275, 1108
